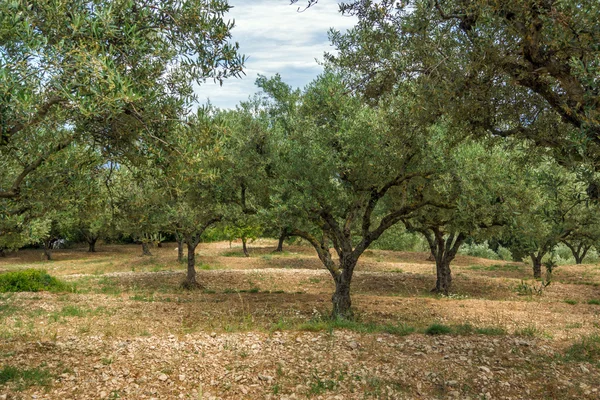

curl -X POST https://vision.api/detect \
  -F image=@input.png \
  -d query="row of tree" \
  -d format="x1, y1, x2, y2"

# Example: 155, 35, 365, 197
3, 0, 600, 319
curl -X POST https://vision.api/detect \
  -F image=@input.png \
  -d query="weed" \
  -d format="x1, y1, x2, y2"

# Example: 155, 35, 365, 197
390, 268, 404, 273
309, 374, 337, 395
564, 299, 578, 305
587, 299, 600, 305
515, 280, 550, 296
425, 323, 453, 335
515, 325, 541, 337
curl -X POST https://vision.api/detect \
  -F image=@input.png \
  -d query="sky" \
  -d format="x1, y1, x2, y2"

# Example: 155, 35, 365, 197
196, 0, 357, 109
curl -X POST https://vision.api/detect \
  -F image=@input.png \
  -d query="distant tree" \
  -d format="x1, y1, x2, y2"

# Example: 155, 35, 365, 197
403, 140, 526, 294
504, 162, 594, 277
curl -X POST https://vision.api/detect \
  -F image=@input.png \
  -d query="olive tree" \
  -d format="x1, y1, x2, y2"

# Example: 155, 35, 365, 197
257, 74, 444, 318
402, 139, 526, 294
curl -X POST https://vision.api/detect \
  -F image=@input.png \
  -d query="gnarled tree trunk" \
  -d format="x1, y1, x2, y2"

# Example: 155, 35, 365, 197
421, 228, 465, 296
563, 241, 591, 265
331, 258, 357, 319
530, 252, 544, 279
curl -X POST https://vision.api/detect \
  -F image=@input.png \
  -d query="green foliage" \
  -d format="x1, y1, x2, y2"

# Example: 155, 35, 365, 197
588, 299, 600, 306
0, 270, 70, 293
564, 299, 578, 305
459, 241, 501, 260
371, 224, 427, 251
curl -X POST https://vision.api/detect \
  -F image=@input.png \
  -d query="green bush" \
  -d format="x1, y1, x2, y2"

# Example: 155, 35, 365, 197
458, 241, 500, 260
424, 323, 453, 335
371, 224, 428, 251
0, 269, 71, 293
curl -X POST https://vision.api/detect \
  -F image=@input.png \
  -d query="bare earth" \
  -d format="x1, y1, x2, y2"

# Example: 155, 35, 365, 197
0, 240, 599, 399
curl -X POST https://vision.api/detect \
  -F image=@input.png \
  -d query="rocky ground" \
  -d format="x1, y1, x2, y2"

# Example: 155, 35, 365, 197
0, 241, 599, 399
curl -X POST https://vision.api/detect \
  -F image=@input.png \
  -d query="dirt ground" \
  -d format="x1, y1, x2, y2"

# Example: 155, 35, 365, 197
0, 240, 599, 399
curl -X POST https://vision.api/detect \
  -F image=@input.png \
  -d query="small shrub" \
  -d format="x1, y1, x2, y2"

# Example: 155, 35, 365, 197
587, 299, 600, 305
424, 323, 453, 335
0, 269, 71, 293
514, 280, 550, 296
496, 245, 514, 261
458, 241, 499, 260
564, 299, 578, 305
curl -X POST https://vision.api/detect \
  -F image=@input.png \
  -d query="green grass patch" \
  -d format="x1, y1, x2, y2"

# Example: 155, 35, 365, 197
475, 326, 506, 335
468, 264, 522, 272
424, 323, 453, 335
295, 317, 415, 336
0, 365, 53, 391
221, 251, 245, 257
564, 299, 578, 305
563, 334, 600, 364
0, 269, 72, 293
587, 299, 600, 305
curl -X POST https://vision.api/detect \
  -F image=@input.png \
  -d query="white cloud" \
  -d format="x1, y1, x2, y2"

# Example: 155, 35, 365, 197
195, 0, 357, 109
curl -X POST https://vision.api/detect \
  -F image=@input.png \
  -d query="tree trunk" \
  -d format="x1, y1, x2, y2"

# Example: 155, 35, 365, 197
0, 248, 5, 257
242, 236, 249, 257
141, 242, 152, 256
331, 257, 358, 319
424, 229, 464, 295
88, 237, 97, 253
332, 275, 353, 319
43, 241, 52, 261
275, 232, 286, 252
182, 241, 201, 290
435, 260, 452, 295
177, 236, 184, 263
531, 253, 543, 279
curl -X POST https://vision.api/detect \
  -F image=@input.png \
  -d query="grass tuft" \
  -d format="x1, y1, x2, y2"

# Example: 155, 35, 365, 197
424, 323, 453, 335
